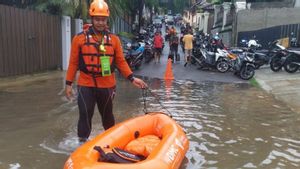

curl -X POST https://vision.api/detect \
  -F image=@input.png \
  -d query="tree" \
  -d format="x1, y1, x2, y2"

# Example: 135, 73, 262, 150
32, 0, 80, 16
1, 0, 160, 32
145, 0, 159, 22
173, 0, 189, 14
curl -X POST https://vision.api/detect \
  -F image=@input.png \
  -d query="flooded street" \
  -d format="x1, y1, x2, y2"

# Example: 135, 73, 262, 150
0, 72, 300, 169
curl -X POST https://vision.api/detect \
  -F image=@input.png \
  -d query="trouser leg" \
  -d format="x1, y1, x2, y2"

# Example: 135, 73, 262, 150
96, 88, 115, 130
184, 49, 188, 62
77, 86, 96, 139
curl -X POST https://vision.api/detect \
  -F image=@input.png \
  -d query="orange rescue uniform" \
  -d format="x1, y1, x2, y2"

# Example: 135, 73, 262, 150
66, 27, 133, 88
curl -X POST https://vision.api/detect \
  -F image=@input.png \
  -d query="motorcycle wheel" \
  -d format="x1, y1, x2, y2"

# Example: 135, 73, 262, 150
144, 54, 152, 63
270, 56, 283, 72
191, 56, 196, 65
284, 55, 299, 73
135, 64, 141, 70
216, 60, 229, 73
239, 65, 255, 80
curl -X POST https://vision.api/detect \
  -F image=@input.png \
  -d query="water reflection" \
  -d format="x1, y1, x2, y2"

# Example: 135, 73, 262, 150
0, 74, 299, 169
142, 78, 300, 169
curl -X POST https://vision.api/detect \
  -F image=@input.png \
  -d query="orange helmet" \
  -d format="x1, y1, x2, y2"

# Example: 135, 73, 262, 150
89, 0, 110, 17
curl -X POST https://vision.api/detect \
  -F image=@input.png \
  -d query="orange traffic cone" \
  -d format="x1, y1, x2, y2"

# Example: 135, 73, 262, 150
165, 79, 173, 100
164, 58, 175, 80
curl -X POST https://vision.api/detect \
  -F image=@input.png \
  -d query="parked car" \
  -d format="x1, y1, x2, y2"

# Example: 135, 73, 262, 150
165, 15, 174, 25
153, 18, 162, 28
175, 14, 182, 21
157, 15, 164, 23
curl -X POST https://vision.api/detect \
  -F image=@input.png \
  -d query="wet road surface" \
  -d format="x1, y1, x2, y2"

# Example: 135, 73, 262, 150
134, 24, 245, 84
0, 71, 300, 169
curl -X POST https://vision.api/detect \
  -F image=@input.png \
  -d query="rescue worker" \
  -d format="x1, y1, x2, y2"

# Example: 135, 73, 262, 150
65, 0, 147, 143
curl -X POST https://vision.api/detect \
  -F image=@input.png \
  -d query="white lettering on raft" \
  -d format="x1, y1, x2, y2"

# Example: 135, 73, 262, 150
66, 158, 73, 169
175, 138, 184, 150
166, 144, 179, 164
165, 137, 186, 164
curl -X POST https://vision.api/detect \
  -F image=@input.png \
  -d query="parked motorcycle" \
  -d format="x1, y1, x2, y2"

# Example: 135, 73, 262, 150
249, 40, 285, 69
239, 38, 248, 47
269, 41, 289, 72
231, 52, 256, 80
248, 38, 262, 50
290, 32, 298, 47
191, 38, 202, 65
144, 40, 154, 63
193, 46, 230, 73
283, 50, 300, 73
124, 43, 144, 70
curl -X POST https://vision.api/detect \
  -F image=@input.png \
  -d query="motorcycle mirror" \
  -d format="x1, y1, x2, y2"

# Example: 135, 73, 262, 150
126, 43, 132, 48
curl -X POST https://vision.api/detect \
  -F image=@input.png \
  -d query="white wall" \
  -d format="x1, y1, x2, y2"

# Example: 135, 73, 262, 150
295, 0, 300, 7
61, 16, 71, 71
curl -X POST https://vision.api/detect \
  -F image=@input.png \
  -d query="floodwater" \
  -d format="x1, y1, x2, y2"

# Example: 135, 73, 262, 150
0, 72, 300, 169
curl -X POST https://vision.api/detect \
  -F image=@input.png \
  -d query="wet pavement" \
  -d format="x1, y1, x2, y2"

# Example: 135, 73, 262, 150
134, 25, 245, 84
0, 25, 300, 169
255, 67, 300, 113
0, 71, 300, 169
134, 44, 247, 84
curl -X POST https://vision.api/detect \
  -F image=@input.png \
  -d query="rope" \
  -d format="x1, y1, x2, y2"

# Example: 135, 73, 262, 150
141, 88, 173, 118
142, 89, 147, 113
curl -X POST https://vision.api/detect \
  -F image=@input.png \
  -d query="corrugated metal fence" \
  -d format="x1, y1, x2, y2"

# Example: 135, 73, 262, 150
112, 17, 131, 34
237, 23, 300, 48
0, 4, 62, 77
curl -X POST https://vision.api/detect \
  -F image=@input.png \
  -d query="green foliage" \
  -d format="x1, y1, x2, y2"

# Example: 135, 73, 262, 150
196, 7, 204, 13
34, 0, 78, 16
250, 78, 260, 88
106, 0, 124, 23
81, 1, 88, 21
31, 0, 160, 25
212, 0, 224, 4
145, 0, 159, 7
173, 0, 189, 14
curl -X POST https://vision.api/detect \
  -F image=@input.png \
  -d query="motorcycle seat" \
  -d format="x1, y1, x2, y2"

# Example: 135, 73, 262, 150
207, 51, 215, 56
256, 49, 269, 53
289, 50, 300, 55
230, 49, 244, 54
255, 52, 266, 57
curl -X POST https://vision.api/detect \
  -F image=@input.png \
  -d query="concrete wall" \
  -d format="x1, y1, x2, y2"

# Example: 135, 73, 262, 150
197, 12, 210, 34
236, 8, 300, 33
218, 30, 233, 47
295, 0, 300, 7
248, 0, 295, 9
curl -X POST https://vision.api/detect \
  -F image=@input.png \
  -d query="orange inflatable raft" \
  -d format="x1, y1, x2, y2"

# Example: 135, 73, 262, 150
64, 112, 189, 169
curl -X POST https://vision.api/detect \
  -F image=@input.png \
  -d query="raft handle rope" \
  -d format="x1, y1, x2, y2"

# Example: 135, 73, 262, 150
142, 89, 147, 113
142, 88, 173, 118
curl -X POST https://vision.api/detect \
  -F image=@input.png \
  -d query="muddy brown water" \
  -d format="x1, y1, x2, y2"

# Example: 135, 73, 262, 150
0, 72, 299, 169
